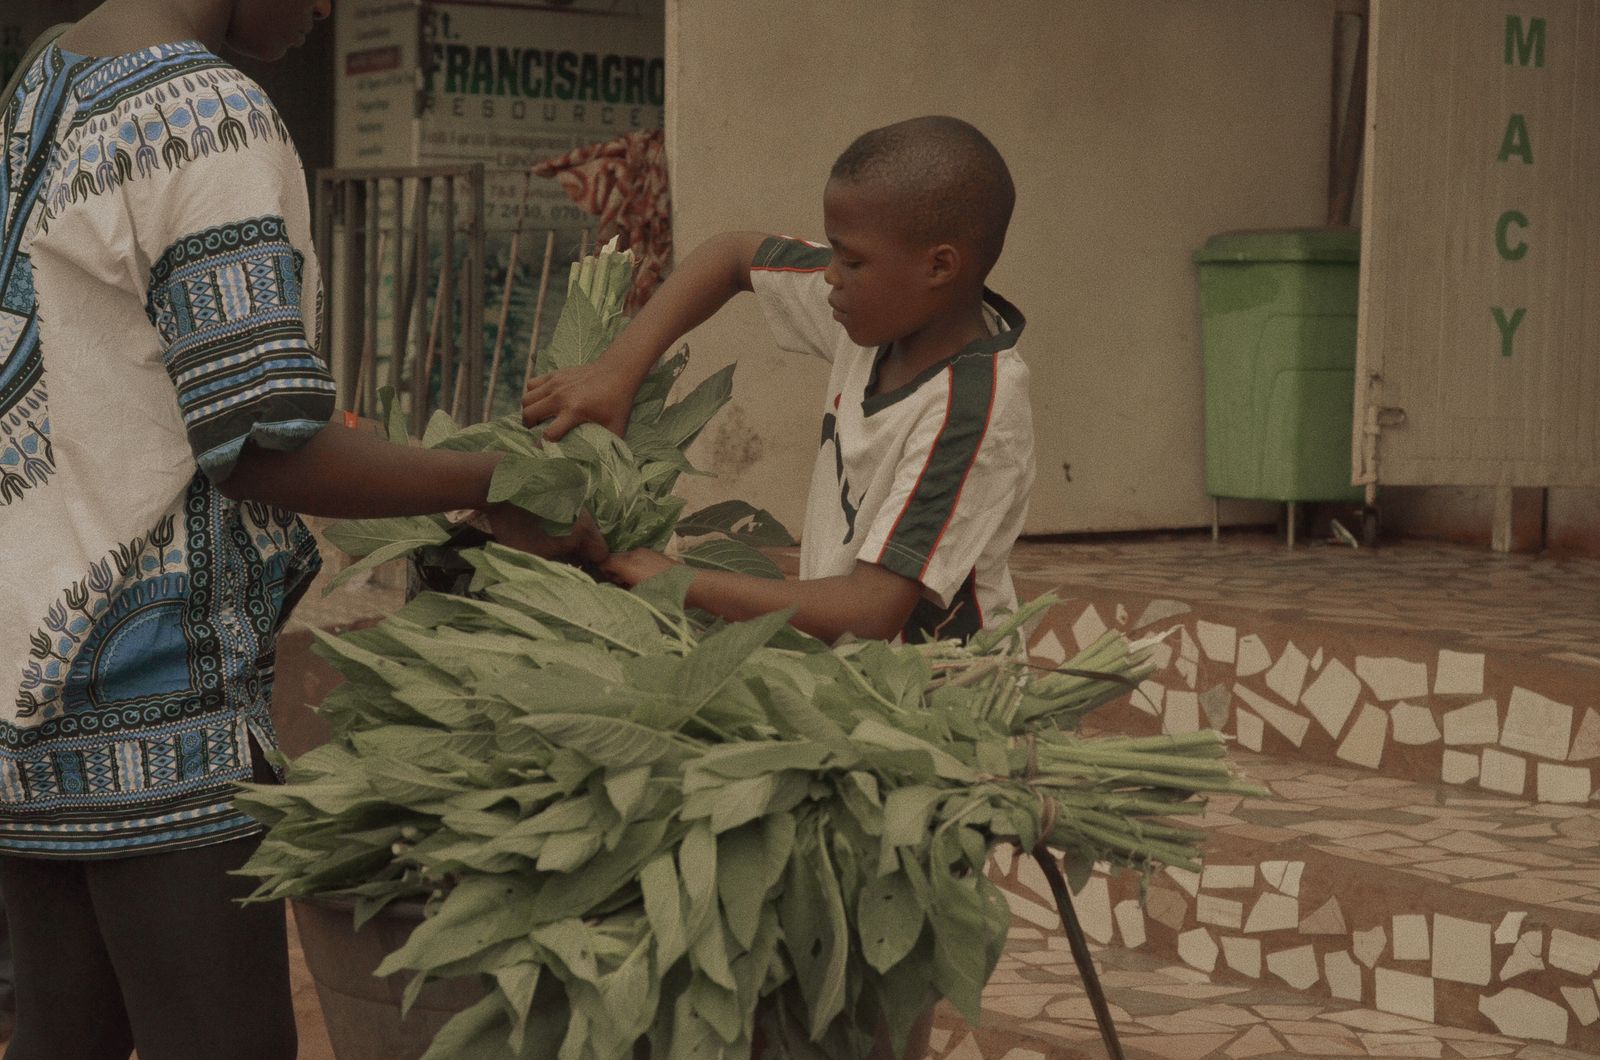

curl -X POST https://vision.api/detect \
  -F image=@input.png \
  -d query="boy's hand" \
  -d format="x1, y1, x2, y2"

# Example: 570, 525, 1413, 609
486, 505, 609, 566
522, 362, 635, 441
601, 548, 677, 588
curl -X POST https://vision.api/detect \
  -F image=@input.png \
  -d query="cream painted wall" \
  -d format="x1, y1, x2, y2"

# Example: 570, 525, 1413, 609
665, 0, 1342, 535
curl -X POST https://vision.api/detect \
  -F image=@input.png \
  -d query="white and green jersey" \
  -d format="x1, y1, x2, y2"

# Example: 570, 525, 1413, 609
750, 236, 1035, 642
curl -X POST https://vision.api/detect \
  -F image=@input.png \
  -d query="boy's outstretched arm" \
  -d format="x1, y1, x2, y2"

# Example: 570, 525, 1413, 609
521, 230, 770, 440
606, 550, 923, 643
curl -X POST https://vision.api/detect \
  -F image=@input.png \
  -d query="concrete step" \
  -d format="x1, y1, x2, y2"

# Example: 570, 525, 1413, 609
987, 751, 1600, 1054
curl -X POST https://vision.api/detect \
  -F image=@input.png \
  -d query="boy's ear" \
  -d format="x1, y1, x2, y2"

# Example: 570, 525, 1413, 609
926, 243, 962, 288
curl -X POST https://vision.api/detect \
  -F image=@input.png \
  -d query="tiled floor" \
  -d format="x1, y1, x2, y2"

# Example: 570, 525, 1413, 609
981, 752, 1600, 1052
1008, 535, 1600, 665
929, 928, 1594, 1060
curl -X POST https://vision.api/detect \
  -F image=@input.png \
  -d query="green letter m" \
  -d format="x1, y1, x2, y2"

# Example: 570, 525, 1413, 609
1505, 16, 1546, 67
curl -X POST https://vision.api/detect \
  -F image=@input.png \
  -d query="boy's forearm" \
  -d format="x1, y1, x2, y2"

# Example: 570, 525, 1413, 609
600, 231, 766, 383
218, 423, 502, 518
684, 561, 921, 643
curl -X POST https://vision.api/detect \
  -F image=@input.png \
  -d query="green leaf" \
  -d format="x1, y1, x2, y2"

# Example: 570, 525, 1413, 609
417, 991, 509, 1060
629, 565, 695, 625
530, 816, 670, 924
376, 876, 536, 976
857, 870, 924, 973
931, 869, 1006, 1024
690, 913, 737, 992
493, 961, 541, 1052
633, 344, 689, 410
518, 713, 687, 768
685, 973, 744, 1046
487, 453, 590, 525
537, 830, 603, 873
429, 416, 544, 457
881, 785, 944, 849
678, 822, 718, 940
666, 609, 792, 723
641, 852, 688, 967
604, 765, 652, 821
532, 918, 601, 982
473, 550, 664, 655
539, 280, 609, 375
690, 740, 830, 780
780, 822, 850, 1038
680, 538, 783, 580
379, 385, 409, 444
675, 500, 796, 547
322, 515, 450, 560
653, 364, 735, 449
681, 773, 775, 835
420, 408, 460, 448
850, 718, 980, 783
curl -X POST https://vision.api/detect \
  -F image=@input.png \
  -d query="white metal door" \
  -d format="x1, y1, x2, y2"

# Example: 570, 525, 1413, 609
1355, 0, 1600, 489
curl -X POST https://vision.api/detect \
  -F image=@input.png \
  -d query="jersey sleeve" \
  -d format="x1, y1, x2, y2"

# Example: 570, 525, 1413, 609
129, 69, 335, 482
748, 235, 838, 362
857, 353, 1032, 608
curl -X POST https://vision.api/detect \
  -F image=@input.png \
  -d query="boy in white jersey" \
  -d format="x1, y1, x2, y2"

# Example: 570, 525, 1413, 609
524, 116, 1034, 646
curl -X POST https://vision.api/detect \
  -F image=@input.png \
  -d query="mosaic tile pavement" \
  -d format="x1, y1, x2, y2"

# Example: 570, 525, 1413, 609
1007, 535, 1600, 666
982, 752, 1600, 1052
1014, 537, 1599, 804
927, 928, 1594, 1060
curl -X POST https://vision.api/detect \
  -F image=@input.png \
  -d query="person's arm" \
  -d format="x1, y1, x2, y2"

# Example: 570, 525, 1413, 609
218, 424, 606, 562
218, 421, 497, 516
521, 230, 768, 439
604, 550, 922, 643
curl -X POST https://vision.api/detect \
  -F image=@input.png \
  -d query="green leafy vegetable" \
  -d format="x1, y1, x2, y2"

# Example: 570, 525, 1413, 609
321, 241, 788, 577
240, 550, 1263, 1059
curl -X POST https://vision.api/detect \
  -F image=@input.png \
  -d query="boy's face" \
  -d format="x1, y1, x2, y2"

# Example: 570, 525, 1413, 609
821, 178, 942, 348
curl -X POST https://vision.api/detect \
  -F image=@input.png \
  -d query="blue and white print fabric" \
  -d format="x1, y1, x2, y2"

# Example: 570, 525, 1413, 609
0, 40, 335, 857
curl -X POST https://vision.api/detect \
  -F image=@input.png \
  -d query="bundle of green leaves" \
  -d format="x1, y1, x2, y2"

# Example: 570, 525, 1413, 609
239, 548, 1263, 1060
324, 238, 793, 591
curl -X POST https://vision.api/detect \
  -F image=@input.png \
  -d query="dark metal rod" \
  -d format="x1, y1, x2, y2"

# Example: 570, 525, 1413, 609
312, 177, 333, 368
441, 175, 456, 414
466, 163, 486, 423
1032, 849, 1126, 1060
362, 178, 380, 415
387, 177, 407, 399
339, 179, 362, 412
410, 177, 432, 433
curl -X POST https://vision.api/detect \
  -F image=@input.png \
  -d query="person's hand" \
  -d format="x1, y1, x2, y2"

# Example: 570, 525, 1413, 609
601, 548, 678, 589
522, 361, 635, 441
485, 505, 609, 566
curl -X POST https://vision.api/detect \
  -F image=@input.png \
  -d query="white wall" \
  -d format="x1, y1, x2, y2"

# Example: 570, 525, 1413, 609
665, 0, 1343, 535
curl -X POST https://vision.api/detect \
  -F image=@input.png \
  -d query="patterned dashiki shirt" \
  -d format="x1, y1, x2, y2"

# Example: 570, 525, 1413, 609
0, 40, 336, 857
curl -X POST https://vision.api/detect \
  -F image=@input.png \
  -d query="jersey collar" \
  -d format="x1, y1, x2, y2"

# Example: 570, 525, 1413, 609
862, 287, 1026, 416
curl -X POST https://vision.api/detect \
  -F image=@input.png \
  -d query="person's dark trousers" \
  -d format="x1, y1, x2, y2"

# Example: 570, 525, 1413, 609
0, 749, 296, 1060
0, 880, 14, 1039
0, 832, 296, 1060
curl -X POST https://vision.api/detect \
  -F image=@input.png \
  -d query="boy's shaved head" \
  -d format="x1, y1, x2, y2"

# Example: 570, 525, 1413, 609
830, 116, 1015, 275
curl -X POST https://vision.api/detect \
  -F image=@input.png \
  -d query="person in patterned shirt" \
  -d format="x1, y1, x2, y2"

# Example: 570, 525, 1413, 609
0, 1, 603, 1056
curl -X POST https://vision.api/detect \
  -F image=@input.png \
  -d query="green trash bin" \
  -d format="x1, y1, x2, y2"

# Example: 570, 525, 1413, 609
1194, 228, 1363, 543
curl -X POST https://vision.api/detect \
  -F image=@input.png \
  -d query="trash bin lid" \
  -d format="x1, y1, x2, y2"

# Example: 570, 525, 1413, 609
1193, 227, 1361, 264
